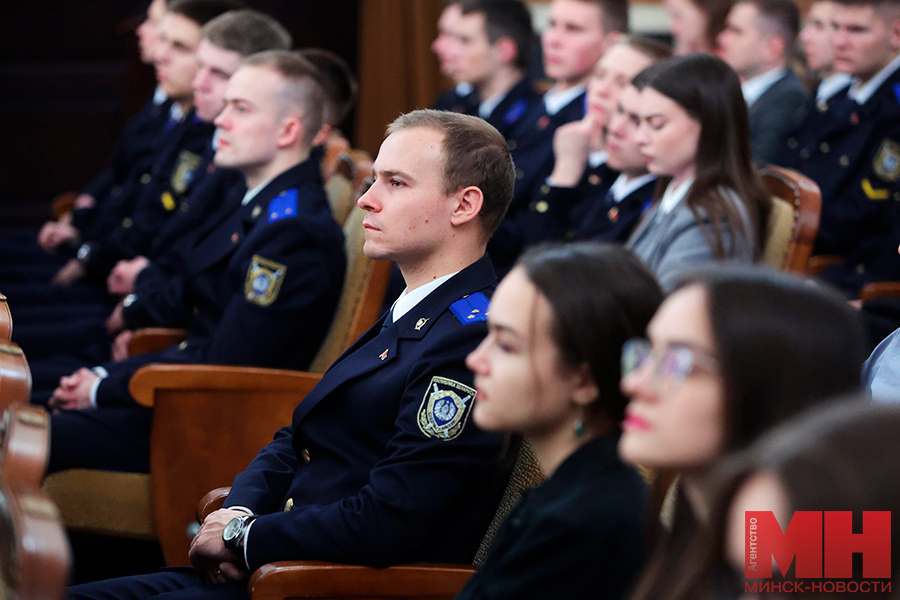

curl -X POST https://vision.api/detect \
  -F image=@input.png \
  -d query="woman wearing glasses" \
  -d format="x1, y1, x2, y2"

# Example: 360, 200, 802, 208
458, 242, 663, 600
618, 267, 868, 600
626, 54, 770, 292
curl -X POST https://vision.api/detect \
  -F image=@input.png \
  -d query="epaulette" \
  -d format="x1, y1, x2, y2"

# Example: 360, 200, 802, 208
268, 188, 299, 222
450, 292, 489, 325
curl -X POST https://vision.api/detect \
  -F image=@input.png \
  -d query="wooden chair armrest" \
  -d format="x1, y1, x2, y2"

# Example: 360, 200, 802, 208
51, 192, 78, 220
807, 255, 844, 276
128, 328, 189, 357
248, 562, 476, 600
859, 281, 900, 303
197, 487, 231, 522
129, 364, 323, 408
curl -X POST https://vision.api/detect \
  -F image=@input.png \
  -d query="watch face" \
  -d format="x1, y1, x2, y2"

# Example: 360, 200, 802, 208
223, 517, 243, 542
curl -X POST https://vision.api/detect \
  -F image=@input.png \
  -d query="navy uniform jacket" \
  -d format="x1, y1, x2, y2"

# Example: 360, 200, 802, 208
520, 162, 617, 248
455, 434, 647, 600
79, 112, 216, 280
97, 157, 346, 406
224, 254, 511, 570
82, 90, 174, 203
489, 91, 586, 275
574, 175, 657, 243
433, 78, 540, 141
747, 70, 808, 166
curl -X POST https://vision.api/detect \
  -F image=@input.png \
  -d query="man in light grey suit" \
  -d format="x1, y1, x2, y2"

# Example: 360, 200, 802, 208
717, 0, 808, 165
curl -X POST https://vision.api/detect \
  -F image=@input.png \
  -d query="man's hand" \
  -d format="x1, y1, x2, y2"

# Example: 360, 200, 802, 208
111, 330, 134, 362
106, 301, 127, 338
189, 508, 249, 584
548, 115, 603, 187
108, 256, 150, 296
38, 219, 80, 253
52, 259, 86, 287
48, 368, 99, 412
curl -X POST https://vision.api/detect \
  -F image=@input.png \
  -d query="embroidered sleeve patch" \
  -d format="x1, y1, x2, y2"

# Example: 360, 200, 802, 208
244, 255, 287, 306
449, 292, 489, 325
170, 150, 202, 194
268, 189, 299, 222
873, 139, 900, 182
417, 376, 476, 441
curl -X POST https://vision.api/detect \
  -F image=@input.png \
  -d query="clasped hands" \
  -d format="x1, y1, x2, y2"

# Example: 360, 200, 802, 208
189, 508, 249, 584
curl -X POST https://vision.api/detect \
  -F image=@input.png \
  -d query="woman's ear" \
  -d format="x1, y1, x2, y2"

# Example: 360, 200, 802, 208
571, 364, 599, 407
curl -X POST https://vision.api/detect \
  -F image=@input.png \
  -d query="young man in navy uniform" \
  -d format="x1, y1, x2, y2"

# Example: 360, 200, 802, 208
432, 0, 540, 139
69, 109, 516, 600
42, 52, 345, 476
779, 0, 900, 293
489, 0, 627, 275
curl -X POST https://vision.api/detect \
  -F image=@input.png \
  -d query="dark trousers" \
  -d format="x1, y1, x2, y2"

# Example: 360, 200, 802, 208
48, 407, 153, 474
69, 567, 249, 600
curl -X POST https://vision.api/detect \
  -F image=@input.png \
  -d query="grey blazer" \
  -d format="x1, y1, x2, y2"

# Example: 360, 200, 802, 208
626, 190, 755, 291
748, 70, 808, 166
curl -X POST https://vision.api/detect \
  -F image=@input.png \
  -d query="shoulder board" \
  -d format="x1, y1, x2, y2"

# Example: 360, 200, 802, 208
268, 188, 299, 223
450, 292, 490, 325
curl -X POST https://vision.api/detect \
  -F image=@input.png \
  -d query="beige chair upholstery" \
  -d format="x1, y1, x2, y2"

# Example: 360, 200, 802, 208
759, 165, 822, 274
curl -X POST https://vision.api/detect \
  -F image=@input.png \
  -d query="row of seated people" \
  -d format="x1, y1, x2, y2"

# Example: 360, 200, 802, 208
1, 2, 900, 596
431, 0, 900, 309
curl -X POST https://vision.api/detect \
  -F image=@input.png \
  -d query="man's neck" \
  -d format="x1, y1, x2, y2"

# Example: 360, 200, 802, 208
399, 245, 484, 291
620, 168, 650, 181
243, 148, 310, 191
477, 68, 524, 103
741, 60, 783, 83
175, 98, 193, 113
551, 74, 589, 94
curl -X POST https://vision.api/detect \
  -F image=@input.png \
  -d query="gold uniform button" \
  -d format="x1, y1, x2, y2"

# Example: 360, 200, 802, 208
140, 173, 151, 184
515, 168, 524, 180
799, 148, 811, 159
564, 230, 575, 240
856, 264, 866, 274
535, 200, 549, 213
300, 448, 311, 463
839, 155, 850, 167
178, 340, 188, 350
122, 217, 133, 228
817, 99, 829, 113
787, 137, 798, 149
283, 498, 294, 512
588, 174, 601, 185
192, 306, 199, 316
540, 184, 550, 195
819, 142, 830, 153
507, 140, 517, 150
894, 191, 900, 201
180, 202, 190, 213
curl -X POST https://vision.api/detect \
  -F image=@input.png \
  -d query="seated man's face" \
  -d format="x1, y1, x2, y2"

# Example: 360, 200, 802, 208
155, 13, 203, 103
192, 40, 244, 122
440, 12, 507, 88
213, 65, 289, 173
586, 44, 654, 127
358, 127, 457, 264
800, 1, 839, 74
716, 2, 769, 80
137, 0, 167, 65
433, 4, 466, 79
606, 84, 650, 174
832, 3, 900, 81
542, 0, 609, 87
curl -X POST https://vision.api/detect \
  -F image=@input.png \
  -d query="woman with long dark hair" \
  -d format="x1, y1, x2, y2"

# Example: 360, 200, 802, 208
626, 54, 771, 291
457, 242, 664, 600
619, 267, 868, 600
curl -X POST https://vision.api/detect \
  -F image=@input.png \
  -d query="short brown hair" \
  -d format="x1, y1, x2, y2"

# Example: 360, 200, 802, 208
580, 0, 630, 33
241, 51, 326, 148
201, 9, 292, 56
386, 109, 515, 239
619, 34, 673, 63
168, 0, 244, 27
298, 49, 359, 127
741, 0, 800, 59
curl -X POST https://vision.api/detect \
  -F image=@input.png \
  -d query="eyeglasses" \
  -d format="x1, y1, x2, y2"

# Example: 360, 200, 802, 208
621, 337, 718, 392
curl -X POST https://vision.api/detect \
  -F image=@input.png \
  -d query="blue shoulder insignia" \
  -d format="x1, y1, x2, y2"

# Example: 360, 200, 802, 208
450, 292, 489, 325
502, 99, 528, 126
268, 189, 299, 222
894, 83, 900, 105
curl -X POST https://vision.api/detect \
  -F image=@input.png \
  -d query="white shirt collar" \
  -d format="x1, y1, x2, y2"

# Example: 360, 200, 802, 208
609, 173, 657, 203
588, 151, 608, 168
153, 86, 168, 105
389, 272, 458, 323
241, 177, 275, 206
741, 67, 787, 107
456, 82, 474, 96
659, 177, 694, 214
543, 84, 585, 116
478, 88, 507, 119
816, 73, 853, 102
849, 52, 900, 105
169, 102, 185, 123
